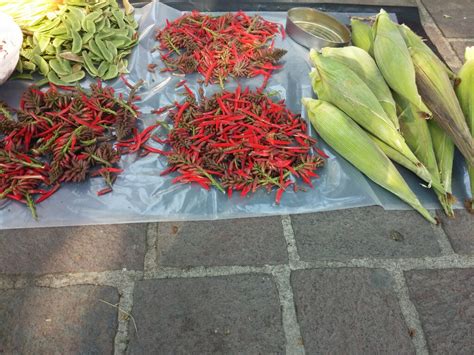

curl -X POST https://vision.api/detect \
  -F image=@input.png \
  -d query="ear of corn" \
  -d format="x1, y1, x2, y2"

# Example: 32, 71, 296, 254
309, 49, 427, 171
399, 24, 456, 79
350, 19, 374, 55
394, 93, 453, 215
303, 98, 436, 224
373, 9, 431, 116
367, 131, 445, 193
321, 46, 399, 130
428, 120, 455, 216
455, 46, 474, 211
411, 47, 474, 166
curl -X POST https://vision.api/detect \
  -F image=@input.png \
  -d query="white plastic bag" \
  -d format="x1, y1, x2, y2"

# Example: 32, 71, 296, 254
0, 12, 22, 85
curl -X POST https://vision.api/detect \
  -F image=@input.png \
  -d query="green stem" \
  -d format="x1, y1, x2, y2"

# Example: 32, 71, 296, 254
26, 193, 38, 220
199, 168, 225, 193
90, 154, 112, 167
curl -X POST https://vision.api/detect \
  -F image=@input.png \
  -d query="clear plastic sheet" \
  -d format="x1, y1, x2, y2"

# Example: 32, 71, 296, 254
0, 1, 469, 229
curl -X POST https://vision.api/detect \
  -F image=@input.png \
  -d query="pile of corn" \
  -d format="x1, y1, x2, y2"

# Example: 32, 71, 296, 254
305, 9, 474, 223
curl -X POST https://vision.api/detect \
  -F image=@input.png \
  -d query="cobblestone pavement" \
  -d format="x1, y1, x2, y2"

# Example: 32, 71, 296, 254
1, 0, 473, 354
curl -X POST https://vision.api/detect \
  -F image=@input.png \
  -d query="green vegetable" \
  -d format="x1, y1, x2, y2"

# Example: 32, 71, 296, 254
455, 47, 474, 211
303, 98, 436, 224
13, 0, 138, 84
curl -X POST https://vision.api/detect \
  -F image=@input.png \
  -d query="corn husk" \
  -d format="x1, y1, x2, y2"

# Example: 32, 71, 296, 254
373, 9, 431, 116
321, 46, 399, 130
367, 132, 444, 193
309, 49, 427, 172
394, 93, 453, 215
455, 46, 474, 211
303, 98, 436, 224
411, 47, 474, 166
428, 120, 455, 216
350, 19, 374, 55
399, 24, 456, 79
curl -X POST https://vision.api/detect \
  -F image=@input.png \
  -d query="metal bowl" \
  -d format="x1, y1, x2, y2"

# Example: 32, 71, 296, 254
286, 8, 351, 49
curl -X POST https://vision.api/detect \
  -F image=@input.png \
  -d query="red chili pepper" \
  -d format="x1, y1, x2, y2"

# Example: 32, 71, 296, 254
176, 79, 186, 88
36, 184, 60, 203
97, 187, 113, 196
153, 87, 325, 202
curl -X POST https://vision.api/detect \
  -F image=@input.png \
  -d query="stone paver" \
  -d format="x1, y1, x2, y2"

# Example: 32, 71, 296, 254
291, 207, 441, 260
405, 269, 474, 354
421, 0, 474, 38
0, 285, 118, 354
128, 275, 285, 353
0, 224, 147, 274
292, 268, 415, 354
450, 40, 474, 60
152, 217, 288, 267
437, 209, 474, 255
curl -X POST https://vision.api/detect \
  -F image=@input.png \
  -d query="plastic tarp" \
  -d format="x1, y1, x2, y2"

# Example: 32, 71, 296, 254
0, 0, 470, 229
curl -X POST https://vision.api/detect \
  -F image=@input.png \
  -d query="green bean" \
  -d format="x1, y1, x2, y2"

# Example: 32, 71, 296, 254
95, 17, 106, 32
110, 35, 132, 48
36, 17, 61, 33
85, 11, 102, 23
15, 0, 138, 84
68, 7, 85, 24
82, 51, 99, 77
117, 59, 129, 73
47, 71, 68, 86
60, 70, 85, 83
50, 25, 68, 36
59, 52, 83, 63
50, 59, 71, 76
23, 61, 36, 71
83, 19, 96, 34
44, 44, 56, 55
82, 32, 94, 44
97, 61, 109, 77
106, 40, 117, 60
65, 12, 81, 32
35, 35, 50, 53
33, 55, 49, 76
71, 63, 83, 73
12, 73, 34, 81
71, 30, 83, 54
88, 39, 104, 59
16, 60, 23, 73
95, 37, 113, 63
103, 64, 118, 80
111, 8, 126, 29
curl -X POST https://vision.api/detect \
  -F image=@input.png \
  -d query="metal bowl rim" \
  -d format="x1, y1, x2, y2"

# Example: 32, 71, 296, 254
287, 7, 351, 45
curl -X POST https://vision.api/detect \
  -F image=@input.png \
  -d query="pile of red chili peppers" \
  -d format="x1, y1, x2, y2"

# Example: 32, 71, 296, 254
0, 80, 159, 219
155, 11, 287, 88
154, 86, 326, 203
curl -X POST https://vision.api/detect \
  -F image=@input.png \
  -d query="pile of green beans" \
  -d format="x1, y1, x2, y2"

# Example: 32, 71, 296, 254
16, 0, 138, 85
